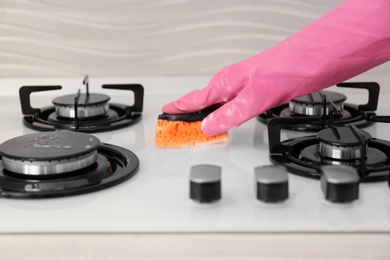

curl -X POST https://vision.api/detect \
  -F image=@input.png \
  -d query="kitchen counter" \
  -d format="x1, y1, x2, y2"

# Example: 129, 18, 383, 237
1, 76, 390, 259
1, 233, 389, 259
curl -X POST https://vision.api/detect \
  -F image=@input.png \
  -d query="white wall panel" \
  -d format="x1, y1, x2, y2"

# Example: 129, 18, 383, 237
0, 0, 388, 77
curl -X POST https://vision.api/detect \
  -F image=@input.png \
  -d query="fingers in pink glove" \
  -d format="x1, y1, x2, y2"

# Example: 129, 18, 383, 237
200, 92, 248, 136
162, 67, 242, 115
201, 75, 277, 136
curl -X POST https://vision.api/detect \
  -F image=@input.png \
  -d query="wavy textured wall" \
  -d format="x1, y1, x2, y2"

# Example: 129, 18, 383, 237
0, 0, 388, 77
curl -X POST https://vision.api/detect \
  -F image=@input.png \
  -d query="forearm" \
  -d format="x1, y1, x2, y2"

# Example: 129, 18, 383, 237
243, 0, 390, 106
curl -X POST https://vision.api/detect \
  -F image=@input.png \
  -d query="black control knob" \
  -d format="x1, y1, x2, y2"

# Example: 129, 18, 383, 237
190, 165, 221, 203
255, 165, 288, 203
321, 165, 359, 203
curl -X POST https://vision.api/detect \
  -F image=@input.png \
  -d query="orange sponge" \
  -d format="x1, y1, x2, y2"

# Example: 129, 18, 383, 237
155, 105, 229, 147
155, 120, 229, 147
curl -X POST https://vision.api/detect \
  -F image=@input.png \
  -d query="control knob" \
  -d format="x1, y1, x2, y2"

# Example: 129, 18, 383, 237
321, 165, 359, 203
255, 165, 288, 203
190, 165, 221, 204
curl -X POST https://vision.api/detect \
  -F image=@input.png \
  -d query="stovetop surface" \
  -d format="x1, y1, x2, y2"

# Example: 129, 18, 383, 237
1, 76, 390, 233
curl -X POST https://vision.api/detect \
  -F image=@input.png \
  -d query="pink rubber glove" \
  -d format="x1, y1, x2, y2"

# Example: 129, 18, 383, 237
163, 0, 390, 136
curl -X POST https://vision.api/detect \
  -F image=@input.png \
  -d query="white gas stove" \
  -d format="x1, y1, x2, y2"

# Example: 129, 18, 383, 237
0, 75, 390, 234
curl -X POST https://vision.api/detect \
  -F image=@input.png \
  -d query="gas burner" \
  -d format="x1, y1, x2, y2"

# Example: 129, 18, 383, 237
19, 75, 144, 133
316, 127, 371, 160
0, 131, 139, 198
257, 82, 379, 131
289, 91, 346, 116
267, 117, 390, 182
53, 93, 110, 119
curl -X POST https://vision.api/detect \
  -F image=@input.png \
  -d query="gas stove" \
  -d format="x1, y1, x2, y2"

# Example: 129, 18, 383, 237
0, 76, 390, 233
19, 75, 144, 133
0, 131, 139, 198
257, 82, 379, 131
268, 116, 390, 182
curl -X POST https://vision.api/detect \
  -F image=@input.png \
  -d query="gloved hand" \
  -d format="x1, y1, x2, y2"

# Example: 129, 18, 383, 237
163, 0, 390, 136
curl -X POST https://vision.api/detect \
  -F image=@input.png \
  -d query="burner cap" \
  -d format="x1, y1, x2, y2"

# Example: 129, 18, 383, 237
52, 93, 110, 118
289, 91, 346, 116
317, 127, 371, 160
0, 131, 100, 175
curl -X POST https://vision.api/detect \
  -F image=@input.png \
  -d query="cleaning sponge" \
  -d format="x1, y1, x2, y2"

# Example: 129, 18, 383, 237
155, 105, 229, 147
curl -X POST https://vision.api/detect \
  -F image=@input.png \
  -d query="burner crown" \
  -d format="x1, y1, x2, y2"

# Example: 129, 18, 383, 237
317, 127, 371, 146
